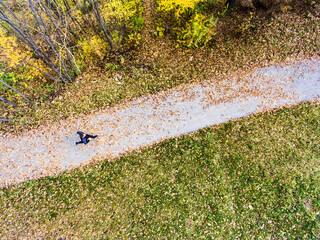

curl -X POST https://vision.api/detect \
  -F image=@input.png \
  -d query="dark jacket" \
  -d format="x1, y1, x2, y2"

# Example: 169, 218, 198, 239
77, 131, 88, 144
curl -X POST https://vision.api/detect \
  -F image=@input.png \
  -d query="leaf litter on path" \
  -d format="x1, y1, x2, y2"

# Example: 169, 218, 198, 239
1, 58, 320, 188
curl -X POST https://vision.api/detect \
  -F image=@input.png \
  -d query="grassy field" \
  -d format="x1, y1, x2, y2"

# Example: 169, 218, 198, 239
1, 100, 319, 238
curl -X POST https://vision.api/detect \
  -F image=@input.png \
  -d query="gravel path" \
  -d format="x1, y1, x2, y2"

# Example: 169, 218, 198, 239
1, 58, 320, 187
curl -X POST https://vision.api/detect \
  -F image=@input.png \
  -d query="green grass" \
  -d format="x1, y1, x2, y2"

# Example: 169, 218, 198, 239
1, 101, 319, 238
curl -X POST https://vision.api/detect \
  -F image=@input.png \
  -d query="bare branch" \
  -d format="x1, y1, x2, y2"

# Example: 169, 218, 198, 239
0, 79, 32, 104
86, 0, 114, 49
28, 0, 59, 57
0, 117, 11, 122
0, 95, 17, 107
62, 0, 88, 35
0, 0, 114, 83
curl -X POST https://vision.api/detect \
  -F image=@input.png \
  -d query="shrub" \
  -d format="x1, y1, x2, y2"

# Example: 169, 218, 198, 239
155, 0, 223, 48
177, 12, 218, 48
158, 0, 203, 18
101, 0, 145, 48
76, 35, 109, 67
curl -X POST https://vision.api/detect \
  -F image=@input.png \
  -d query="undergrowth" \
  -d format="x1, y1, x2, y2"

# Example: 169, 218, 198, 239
0, 2, 319, 134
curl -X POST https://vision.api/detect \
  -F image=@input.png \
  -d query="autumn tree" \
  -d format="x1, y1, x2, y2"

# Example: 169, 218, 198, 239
0, 0, 114, 82
0, 0, 115, 108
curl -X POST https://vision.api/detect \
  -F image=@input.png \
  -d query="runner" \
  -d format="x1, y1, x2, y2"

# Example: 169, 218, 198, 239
75, 131, 98, 145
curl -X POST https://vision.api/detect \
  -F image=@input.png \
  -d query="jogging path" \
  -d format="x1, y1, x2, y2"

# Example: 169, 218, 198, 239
1, 58, 320, 187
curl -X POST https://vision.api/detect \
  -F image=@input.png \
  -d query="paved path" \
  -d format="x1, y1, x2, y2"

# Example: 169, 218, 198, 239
1, 59, 320, 187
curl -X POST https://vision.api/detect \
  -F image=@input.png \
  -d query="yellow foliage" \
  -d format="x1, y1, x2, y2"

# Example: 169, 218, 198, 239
100, 0, 144, 49
77, 35, 108, 65
178, 12, 217, 48
0, 28, 20, 68
127, 33, 142, 47
158, 0, 202, 17
0, 27, 48, 81
156, 26, 165, 37
102, 0, 140, 23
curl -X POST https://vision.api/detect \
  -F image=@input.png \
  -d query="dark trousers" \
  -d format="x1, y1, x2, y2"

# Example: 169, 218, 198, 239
76, 134, 97, 145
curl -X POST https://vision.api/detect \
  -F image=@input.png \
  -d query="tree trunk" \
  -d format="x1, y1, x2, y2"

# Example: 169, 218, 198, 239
0, 117, 11, 122
0, 96, 17, 107
0, 79, 32, 104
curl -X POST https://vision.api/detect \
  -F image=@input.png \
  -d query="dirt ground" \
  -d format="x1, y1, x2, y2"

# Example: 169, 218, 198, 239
1, 57, 320, 188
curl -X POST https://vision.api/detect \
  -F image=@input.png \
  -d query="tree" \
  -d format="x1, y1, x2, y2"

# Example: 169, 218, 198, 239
0, 0, 114, 83
0, 0, 116, 108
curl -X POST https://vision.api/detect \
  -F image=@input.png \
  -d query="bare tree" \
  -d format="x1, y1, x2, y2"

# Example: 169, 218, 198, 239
0, 0, 118, 123
86, 0, 114, 49
0, 1, 75, 82
0, 0, 114, 83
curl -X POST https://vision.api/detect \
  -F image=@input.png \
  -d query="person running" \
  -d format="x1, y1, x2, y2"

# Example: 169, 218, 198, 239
75, 131, 98, 145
